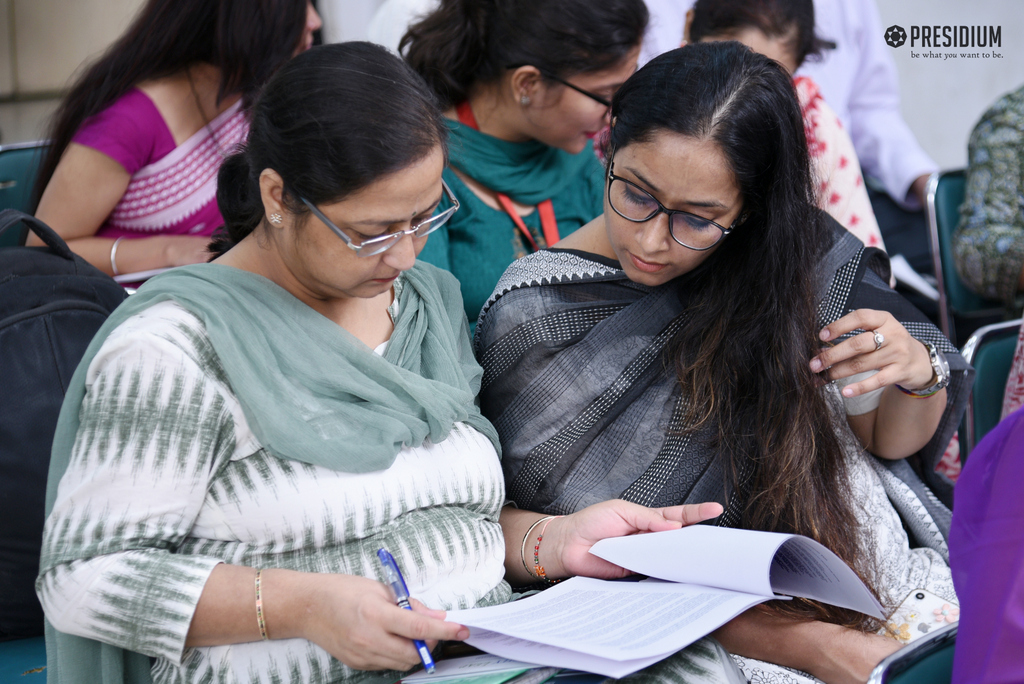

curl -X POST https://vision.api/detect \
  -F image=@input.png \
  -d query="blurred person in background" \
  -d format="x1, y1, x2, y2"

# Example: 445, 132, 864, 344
686, 0, 886, 253
30, 0, 321, 279
401, 0, 648, 323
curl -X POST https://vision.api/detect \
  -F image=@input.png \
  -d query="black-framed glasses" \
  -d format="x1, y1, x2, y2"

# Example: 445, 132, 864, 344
606, 162, 738, 251
506, 64, 612, 108
300, 179, 459, 257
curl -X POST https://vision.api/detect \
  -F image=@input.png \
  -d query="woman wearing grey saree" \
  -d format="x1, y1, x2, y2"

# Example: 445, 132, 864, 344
476, 43, 971, 684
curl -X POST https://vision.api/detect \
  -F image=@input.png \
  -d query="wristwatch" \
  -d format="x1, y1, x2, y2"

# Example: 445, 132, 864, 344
899, 341, 950, 397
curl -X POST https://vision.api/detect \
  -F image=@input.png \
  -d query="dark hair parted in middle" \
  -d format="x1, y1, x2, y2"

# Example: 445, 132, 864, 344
610, 42, 880, 631
401, 0, 649, 108
688, 0, 832, 69
211, 42, 449, 256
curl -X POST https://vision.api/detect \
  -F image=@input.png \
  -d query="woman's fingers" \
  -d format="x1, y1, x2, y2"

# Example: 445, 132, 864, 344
813, 334, 894, 380
809, 308, 936, 394
388, 604, 468, 642
811, 328, 892, 374
818, 309, 888, 343
657, 502, 724, 527
308, 574, 466, 671
828, 365, 897, 397
409, 597, 447, 621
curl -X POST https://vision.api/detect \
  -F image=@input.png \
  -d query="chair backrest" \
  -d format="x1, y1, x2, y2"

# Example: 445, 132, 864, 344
0, 141, 50, 247
867, 621, 956, 684
960, 318, 1022, 460
925, 170, 1001, 341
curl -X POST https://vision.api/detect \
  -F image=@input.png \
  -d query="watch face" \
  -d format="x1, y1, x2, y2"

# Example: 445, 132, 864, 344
929, 344, 951, 390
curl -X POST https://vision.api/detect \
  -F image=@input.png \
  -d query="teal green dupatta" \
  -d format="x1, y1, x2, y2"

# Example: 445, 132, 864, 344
42, 261, 498, 684
445, 119, 600, 204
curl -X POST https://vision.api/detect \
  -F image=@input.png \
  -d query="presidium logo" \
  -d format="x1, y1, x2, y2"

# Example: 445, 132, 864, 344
885, 25, 907, 48
884, 23, 1003, 59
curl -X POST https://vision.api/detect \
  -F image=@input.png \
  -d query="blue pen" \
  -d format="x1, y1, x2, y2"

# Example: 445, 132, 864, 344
377, 548, 436, 674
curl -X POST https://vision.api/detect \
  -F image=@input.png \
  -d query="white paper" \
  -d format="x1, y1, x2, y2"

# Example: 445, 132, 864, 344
589, 526, 788, 596
449, 577, 766, 662
446, 527, 883, 676
462, 628, 667, 679
402, 655, 537, 682
588, 526, 884, 619
770, 537, 885, 619
890, 254, 940, 301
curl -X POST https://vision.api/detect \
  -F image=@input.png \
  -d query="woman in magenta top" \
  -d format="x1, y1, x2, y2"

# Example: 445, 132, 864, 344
31, 0, 321, 279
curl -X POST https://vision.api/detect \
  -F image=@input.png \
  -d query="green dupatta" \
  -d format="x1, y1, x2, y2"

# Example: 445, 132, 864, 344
445, 119, 600, 205
42, 260, 498, 684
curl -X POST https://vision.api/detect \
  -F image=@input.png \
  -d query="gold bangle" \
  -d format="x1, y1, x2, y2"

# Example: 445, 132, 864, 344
533, 515, 562, 583
521, 516, 553, 579
255, 569, 269, 640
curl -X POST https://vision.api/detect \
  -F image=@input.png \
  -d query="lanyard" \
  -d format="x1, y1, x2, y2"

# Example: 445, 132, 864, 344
456, 101, 560, 251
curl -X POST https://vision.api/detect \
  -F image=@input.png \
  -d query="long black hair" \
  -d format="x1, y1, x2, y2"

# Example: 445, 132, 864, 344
688, 0, 833, 68
609, 42, 879, 630
34, 0, 309, 208
401, 0, 649, 108
211, 42, 449, 257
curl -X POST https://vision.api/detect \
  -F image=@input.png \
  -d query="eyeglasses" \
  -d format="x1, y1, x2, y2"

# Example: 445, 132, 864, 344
506, 64, 612, 108
300, 179, 459, 257
606, 162, 738, 251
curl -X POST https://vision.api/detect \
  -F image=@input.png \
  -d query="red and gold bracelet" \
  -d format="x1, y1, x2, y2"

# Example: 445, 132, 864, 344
533, 515, 563, 582
520, 516, 551, 579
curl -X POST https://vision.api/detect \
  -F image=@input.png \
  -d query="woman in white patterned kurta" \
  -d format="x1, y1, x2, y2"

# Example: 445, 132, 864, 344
37, 43, 722, 684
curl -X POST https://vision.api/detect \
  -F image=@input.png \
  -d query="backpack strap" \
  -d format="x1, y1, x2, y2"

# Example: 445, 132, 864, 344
0, 209, 75, 260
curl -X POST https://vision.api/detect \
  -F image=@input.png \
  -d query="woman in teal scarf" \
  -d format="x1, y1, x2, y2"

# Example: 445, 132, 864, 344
37, 43, 721, 684
403, 0, 648, 323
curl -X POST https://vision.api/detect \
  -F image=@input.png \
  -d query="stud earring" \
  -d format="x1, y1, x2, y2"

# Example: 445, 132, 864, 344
268, 213, 283, 225
520, 95, 531, 106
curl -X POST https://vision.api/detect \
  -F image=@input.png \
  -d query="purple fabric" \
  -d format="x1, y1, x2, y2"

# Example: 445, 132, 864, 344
949, 406, 1024, 683
71, 88, 228, 240
73, 88, 176, 176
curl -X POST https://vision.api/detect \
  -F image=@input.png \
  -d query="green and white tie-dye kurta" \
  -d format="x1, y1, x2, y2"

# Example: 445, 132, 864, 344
37, 300, 511, 684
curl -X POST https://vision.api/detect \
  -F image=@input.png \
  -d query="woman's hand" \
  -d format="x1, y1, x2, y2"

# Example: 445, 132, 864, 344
713, 607, 903, 684
809, 309, 946, 458
187, 565, 468, 672
293, 572, 469, 671
160, 234, 214, 267
541, 500, 723, 580
809, 309, 935, 398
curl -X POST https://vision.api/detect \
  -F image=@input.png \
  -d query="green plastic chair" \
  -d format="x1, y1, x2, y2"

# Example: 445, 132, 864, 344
925, 170, 1003, 344
960, 318, 1021, 461
0, 141, 50, 247
867, 622, 956, 684
0, 636, 46, 681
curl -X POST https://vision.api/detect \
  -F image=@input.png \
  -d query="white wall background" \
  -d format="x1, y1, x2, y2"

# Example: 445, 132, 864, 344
0, 0, 144, 97
877, 0, 1024, 170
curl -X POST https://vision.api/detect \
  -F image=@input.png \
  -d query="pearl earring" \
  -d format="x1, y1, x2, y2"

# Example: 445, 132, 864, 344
520, 95, 531, 106
268, 213, 283, 225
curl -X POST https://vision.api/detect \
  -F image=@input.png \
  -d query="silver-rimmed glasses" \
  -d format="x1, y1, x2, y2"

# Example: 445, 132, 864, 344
606, 162, 738, 251
300, 179, 460, 257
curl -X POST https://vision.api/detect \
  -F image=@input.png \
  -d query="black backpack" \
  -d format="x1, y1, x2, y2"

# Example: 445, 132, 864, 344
0, 209, 128, 641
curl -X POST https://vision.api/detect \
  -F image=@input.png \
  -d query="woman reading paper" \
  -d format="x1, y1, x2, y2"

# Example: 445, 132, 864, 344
476, 43, 970, 684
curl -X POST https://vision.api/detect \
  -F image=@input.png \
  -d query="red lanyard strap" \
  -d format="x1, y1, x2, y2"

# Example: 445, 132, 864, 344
456, 102, 560, 251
